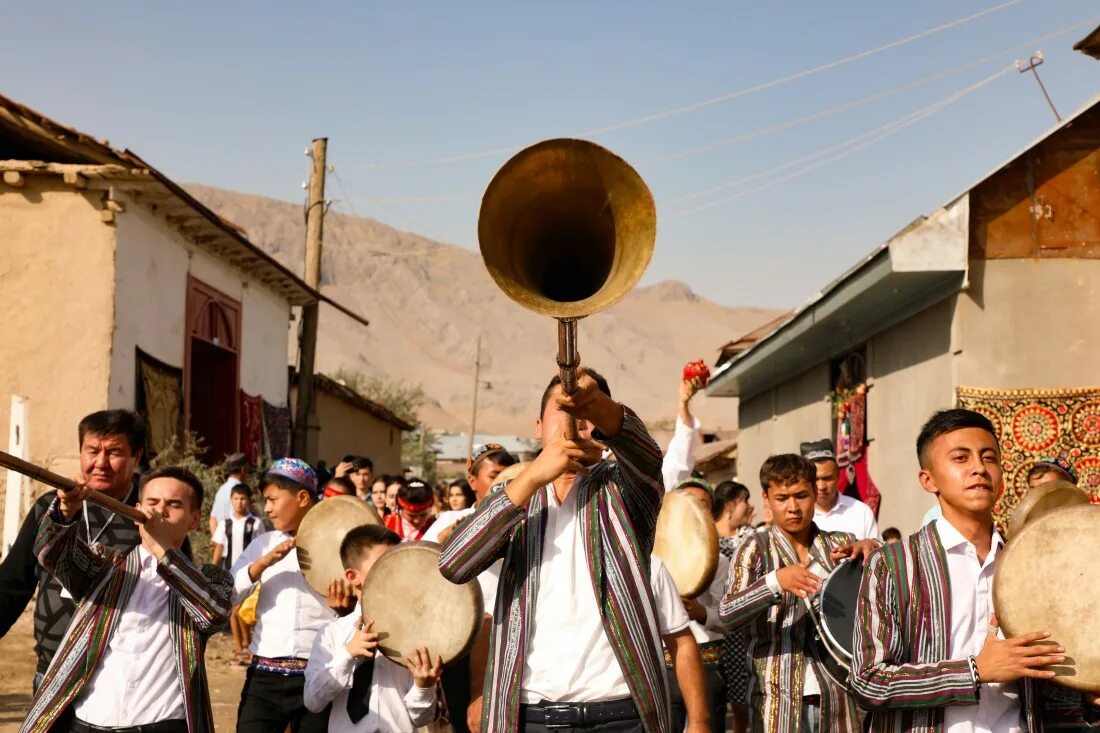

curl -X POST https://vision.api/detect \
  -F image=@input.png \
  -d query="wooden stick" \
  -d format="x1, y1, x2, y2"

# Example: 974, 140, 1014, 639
0, 449, 146, 524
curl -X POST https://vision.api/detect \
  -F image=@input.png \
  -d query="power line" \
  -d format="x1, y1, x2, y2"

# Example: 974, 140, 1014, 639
350, 0, 1022, 170
665, 66, 1013, 219
645, 17, 1099, 165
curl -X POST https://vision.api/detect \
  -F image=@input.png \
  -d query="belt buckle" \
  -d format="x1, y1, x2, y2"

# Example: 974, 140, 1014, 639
543, 703, 578, 728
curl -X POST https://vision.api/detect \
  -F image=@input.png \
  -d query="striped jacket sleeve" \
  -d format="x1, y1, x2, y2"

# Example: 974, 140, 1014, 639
719, 534, 778, 629
156, 552, 233, 635
849, 549, 978, 710
439, 489, 524, 584
33, 499, 114, 600
599, 406, 664, 541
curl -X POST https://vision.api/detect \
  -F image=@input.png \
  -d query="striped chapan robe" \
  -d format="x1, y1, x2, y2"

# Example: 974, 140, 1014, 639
850, 521, 1041, 733
21, 500, 232, 733
719, 523, 863, 733
439, 407, 670, 733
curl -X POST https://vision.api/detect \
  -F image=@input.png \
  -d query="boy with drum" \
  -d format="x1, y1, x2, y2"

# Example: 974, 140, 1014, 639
850, 409, 1079, 732
303, 524, 444, 732
719, 453, 877, 733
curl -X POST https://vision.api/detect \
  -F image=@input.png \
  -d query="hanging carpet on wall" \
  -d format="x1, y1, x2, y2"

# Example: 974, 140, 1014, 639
956, 385, 1100, 530
240, 391, 265, 466
263, 399, 292, 460
135, 349, 183, 457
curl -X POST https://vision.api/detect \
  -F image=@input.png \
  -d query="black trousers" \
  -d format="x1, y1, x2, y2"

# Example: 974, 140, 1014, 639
235, 668, 330, 733
441, 653, 472, 733
668, 664, 727, 733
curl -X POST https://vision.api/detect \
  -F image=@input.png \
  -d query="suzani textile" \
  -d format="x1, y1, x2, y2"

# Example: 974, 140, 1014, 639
956, 386, 1100, 527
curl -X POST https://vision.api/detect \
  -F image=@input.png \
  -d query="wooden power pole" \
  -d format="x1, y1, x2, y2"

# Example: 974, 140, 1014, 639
292, 137, 328, 463
466, 335, 482, 461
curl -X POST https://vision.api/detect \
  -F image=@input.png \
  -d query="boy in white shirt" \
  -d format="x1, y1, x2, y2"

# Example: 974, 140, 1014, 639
212, 483, 266, 664
304, 524, 443, 733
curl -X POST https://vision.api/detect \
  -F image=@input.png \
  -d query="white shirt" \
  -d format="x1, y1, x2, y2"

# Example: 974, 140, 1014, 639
210, 476, 242, 524
420, 508, 472, 544
521, 484, 630, 703
212, 512, 266, 567
422, 506, 500, 617
813, 494, 880, 540
936, 518, 1021, 733
231, 530, 336, 658
650, 557, 691, 636
74, 546, 184, 726
303, 603, 437, 732
661, 416, 702, 491
686, 553, 730, 644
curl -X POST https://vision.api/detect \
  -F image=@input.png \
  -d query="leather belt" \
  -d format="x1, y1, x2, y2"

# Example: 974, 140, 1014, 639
71, 719, 188, 733
521, 696, 639, 728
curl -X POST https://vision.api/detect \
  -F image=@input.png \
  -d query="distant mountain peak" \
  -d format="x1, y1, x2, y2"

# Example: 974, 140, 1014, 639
638, 280, 698, 302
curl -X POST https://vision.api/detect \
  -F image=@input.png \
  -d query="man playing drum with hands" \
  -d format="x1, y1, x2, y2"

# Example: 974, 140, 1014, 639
850, 409, 1099, 732
304, 524, 443, 732
440, 367, 675, 733
720, 454, 878, 733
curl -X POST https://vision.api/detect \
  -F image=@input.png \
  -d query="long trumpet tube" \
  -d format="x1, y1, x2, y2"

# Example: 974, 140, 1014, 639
0, 449, 146, 523
557, 319, 580, 440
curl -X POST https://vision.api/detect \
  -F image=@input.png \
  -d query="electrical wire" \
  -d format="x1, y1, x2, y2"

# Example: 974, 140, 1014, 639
664, 66, 1014, 220
350, 0, 1022, 170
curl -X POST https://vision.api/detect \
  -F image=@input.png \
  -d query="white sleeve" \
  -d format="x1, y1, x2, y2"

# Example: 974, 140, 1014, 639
210, 487, 230, 523
661, 416, 702, 492
230, 535, 269, 604
864, 505, 881, 541
402, 671, 439, 727
304, 620, 358, 713
650, 557, 690, 635
211, 521, 227, 547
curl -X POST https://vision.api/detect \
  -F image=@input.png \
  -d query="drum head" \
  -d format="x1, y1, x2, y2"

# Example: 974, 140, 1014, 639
1007, 480, 1089, 539
994, 504, 1100, 693
297, 496, 382, 595
653, 490, 719, 597
819, 559, 863, 659
360, 541, 483, 664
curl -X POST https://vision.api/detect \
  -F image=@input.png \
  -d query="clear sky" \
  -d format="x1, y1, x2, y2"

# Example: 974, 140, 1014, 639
7, 2, 1098, 308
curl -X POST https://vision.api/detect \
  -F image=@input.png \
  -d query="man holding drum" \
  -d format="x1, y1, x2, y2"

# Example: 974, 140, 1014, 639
720, 453, 877, 733
440, 368, 672, 733
849, 409, 1074, 732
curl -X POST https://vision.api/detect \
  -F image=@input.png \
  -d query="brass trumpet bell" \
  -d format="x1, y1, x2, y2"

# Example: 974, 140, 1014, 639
478, 138, 656, 320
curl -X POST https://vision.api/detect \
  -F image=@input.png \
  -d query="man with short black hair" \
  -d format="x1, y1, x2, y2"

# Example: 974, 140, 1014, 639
21, 465, 232, 732
0, 410, 149, 690
800, 439, 879, 540
1026, 457, 1077, 489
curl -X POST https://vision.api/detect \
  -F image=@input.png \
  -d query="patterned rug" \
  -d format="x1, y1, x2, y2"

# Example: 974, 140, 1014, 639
956, 386, 1100, 527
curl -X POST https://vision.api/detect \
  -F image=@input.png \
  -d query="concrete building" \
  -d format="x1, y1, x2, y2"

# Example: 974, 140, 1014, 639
707, 95, 1100, 534
0, 92, 369, 536
433, 432, 540, 479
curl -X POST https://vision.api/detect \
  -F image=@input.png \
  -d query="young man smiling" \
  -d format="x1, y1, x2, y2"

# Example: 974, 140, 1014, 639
720, 454, 877, 733
850, 409, 1096, 732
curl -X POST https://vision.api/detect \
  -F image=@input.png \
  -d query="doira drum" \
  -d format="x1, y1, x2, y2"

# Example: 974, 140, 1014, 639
805, 559, 864, 688
652, 490, 719, 598
1006, 479, 1089, 539
994, 504, 1100, 693
360, 541, 483, 664
296, 495, 382, 595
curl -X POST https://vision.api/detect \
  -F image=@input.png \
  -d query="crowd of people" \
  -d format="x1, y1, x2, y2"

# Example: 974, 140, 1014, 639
0, 365, 1098, 733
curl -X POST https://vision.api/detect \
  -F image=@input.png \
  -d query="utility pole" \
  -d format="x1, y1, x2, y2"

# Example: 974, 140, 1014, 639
1016, 52, 1061, 122
466, 335, 482, 461
292, 137, 328, 463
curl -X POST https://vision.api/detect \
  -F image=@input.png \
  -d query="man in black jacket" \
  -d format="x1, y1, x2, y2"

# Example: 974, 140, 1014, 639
0, 409, 146, 690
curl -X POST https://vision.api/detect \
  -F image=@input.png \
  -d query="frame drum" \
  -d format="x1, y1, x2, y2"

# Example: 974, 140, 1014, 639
360, 542, 483, 664
1006, 479, 1089, 539
296, 495, 382, 595
806, 559, 864, 688
653, 490, 719, 598
994, 504, 1100, 693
